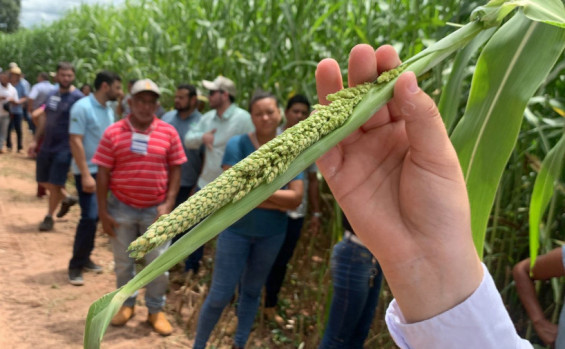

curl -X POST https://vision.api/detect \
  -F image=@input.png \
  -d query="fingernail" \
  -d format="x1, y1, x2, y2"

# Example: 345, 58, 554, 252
406, 73, 420, 94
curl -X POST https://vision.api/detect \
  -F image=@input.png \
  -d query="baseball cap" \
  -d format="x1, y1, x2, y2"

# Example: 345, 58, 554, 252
8, 62, 18, 69
202, 76, 237, 97
10, 67, 22, 75
131, 79, 160, 97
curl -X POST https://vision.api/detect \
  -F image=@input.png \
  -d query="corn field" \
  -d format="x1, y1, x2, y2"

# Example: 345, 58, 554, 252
1, 1, 565, 348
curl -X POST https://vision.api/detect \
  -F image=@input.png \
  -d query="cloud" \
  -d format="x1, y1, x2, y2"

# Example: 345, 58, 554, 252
20, 0, 123, 28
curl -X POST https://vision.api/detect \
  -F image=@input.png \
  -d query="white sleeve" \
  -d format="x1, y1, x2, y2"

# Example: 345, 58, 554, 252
385, 263, 532, 349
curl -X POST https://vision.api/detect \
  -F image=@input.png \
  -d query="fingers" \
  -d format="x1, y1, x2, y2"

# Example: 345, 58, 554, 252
315, 58, 343, 105
348, 44, 378, 87
375, 45, 402, 74
389, 72, 458, 172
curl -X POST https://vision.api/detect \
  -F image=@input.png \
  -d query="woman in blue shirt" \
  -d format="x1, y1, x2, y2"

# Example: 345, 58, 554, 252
194, 91, 304, 349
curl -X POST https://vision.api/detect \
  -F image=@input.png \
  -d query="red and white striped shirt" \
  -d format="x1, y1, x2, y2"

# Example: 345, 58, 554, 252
92, 116, 187, 208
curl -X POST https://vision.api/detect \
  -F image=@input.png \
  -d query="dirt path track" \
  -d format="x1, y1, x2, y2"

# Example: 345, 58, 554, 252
0, 137, 191, 348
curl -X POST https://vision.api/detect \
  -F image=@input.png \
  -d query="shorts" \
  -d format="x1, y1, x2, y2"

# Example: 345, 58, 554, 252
36, 150, 72, 186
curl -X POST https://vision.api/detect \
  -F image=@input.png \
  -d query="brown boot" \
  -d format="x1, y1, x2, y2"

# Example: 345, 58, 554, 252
147, 312, 173, 336
264, 307, 284, 327
111, 306, 135, 326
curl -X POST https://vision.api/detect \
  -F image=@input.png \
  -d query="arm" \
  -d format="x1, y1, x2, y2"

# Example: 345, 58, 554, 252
258, 179, 303, 211
221, 162, 304, 211
513, 247, 564, 346
96, 166, 117, 237
307, 171, 321, 235
184, 117, 209, 149
28, 108, 46, 155
69, 134, 96, 193
157, 165, 181, 217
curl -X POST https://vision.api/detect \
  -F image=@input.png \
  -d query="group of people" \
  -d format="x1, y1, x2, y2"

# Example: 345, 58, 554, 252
0, 63, 33, 155
2, 42, 562, 348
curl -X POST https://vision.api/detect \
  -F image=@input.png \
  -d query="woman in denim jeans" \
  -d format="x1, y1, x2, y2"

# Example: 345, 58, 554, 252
194, 91, 304, 349
320, 213, 382, 349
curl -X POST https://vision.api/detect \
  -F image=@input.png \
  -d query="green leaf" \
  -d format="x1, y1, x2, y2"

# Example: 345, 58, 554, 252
473, 0, 565, 28
521, 0, 565, 28
439, 27, 496, 133
528, 130, 565, 269
450, 11, 565, 258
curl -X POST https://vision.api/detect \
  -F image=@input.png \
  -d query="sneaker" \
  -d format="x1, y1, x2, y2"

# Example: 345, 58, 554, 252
111, 306, 135, 326
56, 196, 78, 218
68, 268, 84, 286
83, 260, 103, 274
39, 216, 54, 232
147, 312, 173, 336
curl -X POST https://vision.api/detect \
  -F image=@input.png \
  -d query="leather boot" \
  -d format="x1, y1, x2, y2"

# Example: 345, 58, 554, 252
147, 312, 173, 336
110, 306, 135, 326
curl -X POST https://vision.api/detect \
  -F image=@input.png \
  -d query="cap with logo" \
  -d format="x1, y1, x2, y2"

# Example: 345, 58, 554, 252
202, 76, 237, 98
131, 79, 160, 97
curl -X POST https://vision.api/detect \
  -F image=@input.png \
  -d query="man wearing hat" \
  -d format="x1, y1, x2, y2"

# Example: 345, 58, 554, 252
184, 75, 253, 273
92, 79, 186, 336
6, 66, 27, 152
0, 69, 18, 153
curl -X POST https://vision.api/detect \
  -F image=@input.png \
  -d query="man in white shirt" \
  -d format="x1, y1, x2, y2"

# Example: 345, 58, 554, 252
183, 76, 254, 273
28, 72, 55, 112
0, 70, 18, 153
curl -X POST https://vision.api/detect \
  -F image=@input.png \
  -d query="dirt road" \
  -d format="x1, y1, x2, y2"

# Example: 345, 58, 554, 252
0, 140, 191, 348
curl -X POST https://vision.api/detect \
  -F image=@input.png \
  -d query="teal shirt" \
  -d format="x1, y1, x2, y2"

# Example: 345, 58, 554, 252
69, 94, 115, 174
184, 103, 254, 188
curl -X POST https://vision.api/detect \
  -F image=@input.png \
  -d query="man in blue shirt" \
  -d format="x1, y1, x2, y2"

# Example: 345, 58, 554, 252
7, 67, 27, 152
162, 84, 204, 271
30, 62, 84, 232
67, 71, 122, 286
162, 84, 203, 204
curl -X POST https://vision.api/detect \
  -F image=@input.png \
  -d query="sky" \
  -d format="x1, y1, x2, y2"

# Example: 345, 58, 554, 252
20, 0, 124, 28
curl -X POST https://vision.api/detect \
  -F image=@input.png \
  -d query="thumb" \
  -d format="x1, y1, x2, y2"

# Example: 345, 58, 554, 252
210, 129, 217, 134
390, 72, 460, 173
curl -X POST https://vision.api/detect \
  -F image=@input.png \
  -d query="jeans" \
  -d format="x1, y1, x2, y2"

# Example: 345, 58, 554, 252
170, 185, 201, 272
108, 193, 170, 313
319, 239, 383, 349
0, 115, 9, 148
69, 174, 98, 270
6, 112, 23, 150
265, 216, 304, 308
194, 229, 286, 349
183, 186, 204, 273
23, 109, 34, 134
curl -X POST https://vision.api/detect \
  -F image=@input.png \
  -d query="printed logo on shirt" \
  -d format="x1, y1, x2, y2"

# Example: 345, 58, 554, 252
47, 95, 61, 111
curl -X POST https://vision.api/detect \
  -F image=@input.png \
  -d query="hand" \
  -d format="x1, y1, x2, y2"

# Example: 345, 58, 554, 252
202, 129, 216, 150
532, 318, 558, 346
99, 211, 118, 237
156, 201, 174, 217
81, 174, 96, 193
315, 44, 483, 323
309, 216, 320, 236
28, 141, 37, 155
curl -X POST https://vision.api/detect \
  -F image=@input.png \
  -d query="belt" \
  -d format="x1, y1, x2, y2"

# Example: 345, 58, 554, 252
344, 230, 365, 247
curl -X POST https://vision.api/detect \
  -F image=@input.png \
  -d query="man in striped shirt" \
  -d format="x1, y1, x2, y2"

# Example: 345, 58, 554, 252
92, 79, 187, 336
